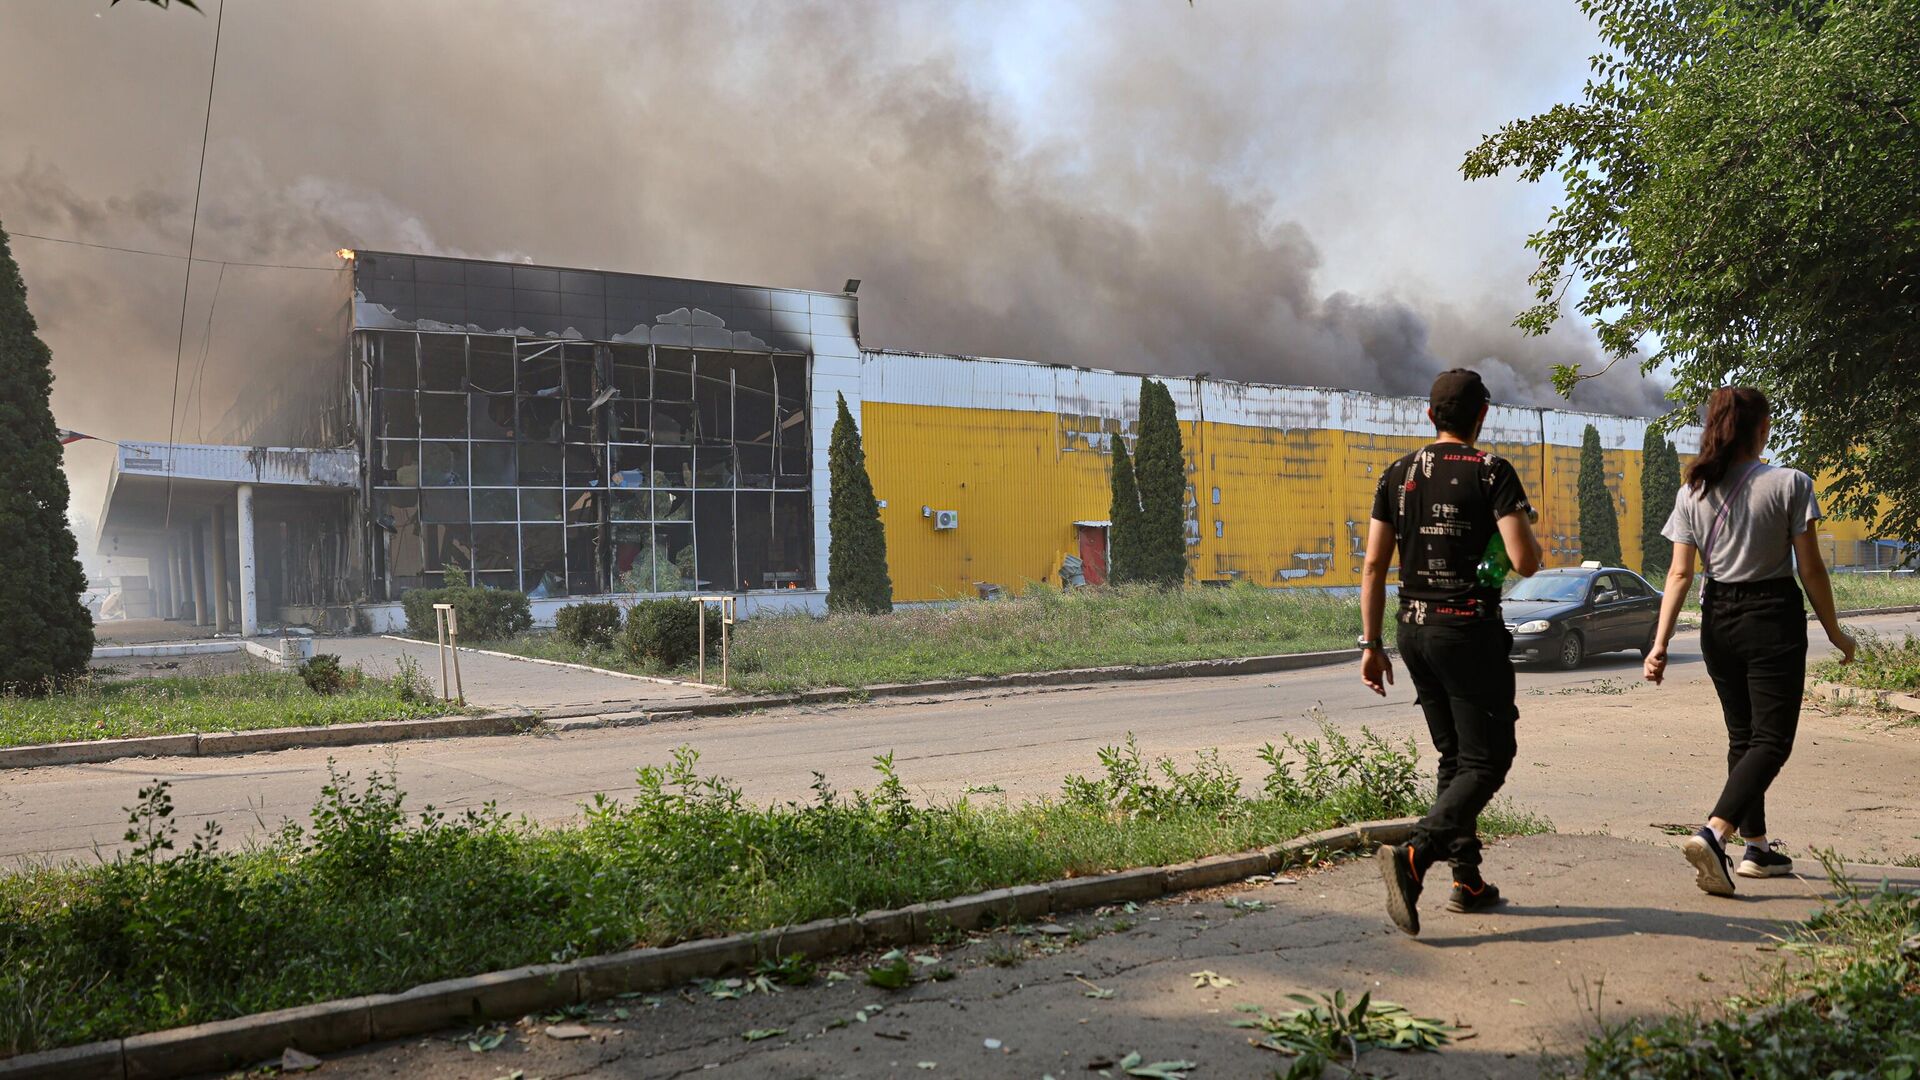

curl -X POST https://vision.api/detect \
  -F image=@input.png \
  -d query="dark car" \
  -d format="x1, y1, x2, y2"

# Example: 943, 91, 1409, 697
1503, 564, 1663, 669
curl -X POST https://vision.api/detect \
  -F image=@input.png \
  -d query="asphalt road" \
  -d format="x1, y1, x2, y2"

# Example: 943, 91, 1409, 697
6, 612, 1918, 866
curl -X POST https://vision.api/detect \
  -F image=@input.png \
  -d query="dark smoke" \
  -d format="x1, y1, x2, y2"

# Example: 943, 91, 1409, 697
0, 0, 1669, 530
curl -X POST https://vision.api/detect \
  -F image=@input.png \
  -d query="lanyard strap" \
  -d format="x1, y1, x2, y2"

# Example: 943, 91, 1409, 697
1701, 462, 1762, 579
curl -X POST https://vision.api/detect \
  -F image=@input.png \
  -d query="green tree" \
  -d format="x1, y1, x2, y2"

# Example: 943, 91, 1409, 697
1578, 424, 1623, 568
1639, 427, 1682, 580
827, 393, 891, 614
1132, 378, 1188, 586
1106, 436, 1144, 584
0, 222, 95, 691
1464, 0, 1920, 546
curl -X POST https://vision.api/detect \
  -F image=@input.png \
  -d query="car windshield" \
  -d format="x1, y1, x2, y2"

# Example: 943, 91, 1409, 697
1505, 574, 1589, 602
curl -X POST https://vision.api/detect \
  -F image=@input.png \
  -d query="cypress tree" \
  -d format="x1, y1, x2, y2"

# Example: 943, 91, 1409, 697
1132, 378, 1189, 586
1577, 423, 1624, 568
826, 392, 892, 614
1639, 426, 1682, 580
1107, 436, 1143, 584
0, 222, 94, 691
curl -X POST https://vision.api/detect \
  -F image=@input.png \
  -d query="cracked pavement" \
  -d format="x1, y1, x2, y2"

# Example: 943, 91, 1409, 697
310, 834, 1920, 1079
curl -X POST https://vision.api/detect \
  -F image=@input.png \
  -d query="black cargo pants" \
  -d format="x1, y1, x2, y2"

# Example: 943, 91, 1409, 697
1397, 618, 1518, 878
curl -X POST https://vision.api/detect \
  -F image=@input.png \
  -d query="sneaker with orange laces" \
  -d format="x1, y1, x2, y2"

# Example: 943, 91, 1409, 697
1444, 879, 1504, 913
1376, 842, 1424, 935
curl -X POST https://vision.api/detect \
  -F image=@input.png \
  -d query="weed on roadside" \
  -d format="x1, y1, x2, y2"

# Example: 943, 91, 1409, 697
0, 728, 1511, 1056
1573, 850, 1920, 1078
1234, 991, 1453, 1077
1814, 630, 1920, 695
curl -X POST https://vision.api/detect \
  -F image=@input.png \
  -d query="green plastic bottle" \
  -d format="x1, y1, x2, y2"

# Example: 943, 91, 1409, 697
1476, 508, 1540, 589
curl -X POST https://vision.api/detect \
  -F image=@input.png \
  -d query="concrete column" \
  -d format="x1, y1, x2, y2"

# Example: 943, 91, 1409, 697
190, 522, 211, 627
173, 540, 189, 619
209, 508, 231, 634
236, 484, 259, 637
152, 544, 173, 620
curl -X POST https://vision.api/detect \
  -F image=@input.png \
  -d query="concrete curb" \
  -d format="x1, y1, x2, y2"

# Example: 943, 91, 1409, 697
24, 600, 1916, 770
1837, 604, 1920, 618
1809, 680, 1920, 715
0, 712, 535, 771
0, 817, 1418, 1079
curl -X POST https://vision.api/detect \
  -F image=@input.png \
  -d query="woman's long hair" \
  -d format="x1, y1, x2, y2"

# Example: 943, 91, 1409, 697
1687, 387, 1770, 493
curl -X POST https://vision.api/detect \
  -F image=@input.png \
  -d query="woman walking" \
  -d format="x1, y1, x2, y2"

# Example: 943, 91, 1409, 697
1643, 387, 1855, 895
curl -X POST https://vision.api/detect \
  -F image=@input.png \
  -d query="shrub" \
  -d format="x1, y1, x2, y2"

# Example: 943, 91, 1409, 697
1132, 378, 1189, 586
555, 601, 623, 649
0, 224, 95, 692
299, 654, 349, 695
827, 391, 892, 614
624, 598, 723, 669
401, 586, 533, 643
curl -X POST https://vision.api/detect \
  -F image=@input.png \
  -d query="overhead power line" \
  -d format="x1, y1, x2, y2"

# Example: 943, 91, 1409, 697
9, 229, 346, 272
164, 0, 226, 531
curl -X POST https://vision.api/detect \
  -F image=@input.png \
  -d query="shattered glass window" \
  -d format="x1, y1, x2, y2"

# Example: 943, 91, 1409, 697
360, 328, 812, 599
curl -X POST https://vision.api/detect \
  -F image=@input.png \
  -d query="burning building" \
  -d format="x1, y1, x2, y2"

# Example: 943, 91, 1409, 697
92, 250, 1890, 634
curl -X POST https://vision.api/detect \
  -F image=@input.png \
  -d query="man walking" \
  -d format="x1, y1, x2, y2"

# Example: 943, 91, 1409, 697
1358, 369, 1542, 935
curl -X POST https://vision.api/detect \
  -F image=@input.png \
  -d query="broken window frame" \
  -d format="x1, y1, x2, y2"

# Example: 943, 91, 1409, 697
363, 328, 812, 599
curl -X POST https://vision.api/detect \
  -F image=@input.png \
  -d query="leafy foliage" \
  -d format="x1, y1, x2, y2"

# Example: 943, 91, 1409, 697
400, 585, 532, 643
1234, 991, 1453, 1078
1464, 0, 1920, 547
1814, 630, 1920, 693
1578, 851, 1920, 1078
553, 601, 623, 649
1108, 436, 1145, 584
297, 654, 350, 696
622, 598, 722, 670
0, 223, 94, 692
1577, 425, 1623, 567
0, 732, 1536, 1054
1639, 426, 1682, 579
1132, 379, 1189, 587
827, 392, 892, 614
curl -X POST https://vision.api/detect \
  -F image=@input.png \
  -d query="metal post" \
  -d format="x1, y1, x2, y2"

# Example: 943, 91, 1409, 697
209, 508, 231, 634
433, 602, 462, 703
435, 604, 450, 699
236, 483, 259, 637
448, 606, 463, 703
696, 599, 707, 685
720, 596, 734, 687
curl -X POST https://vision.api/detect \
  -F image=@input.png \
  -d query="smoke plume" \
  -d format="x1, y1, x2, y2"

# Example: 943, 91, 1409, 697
0, 0, 1669, 531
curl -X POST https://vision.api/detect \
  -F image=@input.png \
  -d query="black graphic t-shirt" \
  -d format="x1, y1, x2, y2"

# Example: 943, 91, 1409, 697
1370, 443, 1533, 625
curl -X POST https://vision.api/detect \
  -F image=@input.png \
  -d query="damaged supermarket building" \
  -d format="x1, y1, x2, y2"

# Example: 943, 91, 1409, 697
92, 250, 1889, 634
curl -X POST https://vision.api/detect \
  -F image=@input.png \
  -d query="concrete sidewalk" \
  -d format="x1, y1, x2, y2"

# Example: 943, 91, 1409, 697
313, 833, 1920, 1079
316, 636, 718, 713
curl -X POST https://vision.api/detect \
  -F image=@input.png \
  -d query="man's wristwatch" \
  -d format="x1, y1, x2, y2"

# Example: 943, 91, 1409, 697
1357, 637, 1384, 653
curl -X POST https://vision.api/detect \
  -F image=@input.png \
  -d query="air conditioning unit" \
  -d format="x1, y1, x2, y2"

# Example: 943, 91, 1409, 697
933, 509, 959, 531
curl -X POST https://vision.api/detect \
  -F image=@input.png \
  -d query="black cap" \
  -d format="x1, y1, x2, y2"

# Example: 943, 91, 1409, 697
1430, 368, 1490, 414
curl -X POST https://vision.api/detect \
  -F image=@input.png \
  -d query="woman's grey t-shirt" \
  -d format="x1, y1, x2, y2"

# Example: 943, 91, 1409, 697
1661, 463, 1820, 582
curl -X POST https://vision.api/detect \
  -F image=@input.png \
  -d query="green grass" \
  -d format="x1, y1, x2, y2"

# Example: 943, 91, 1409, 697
0, 726, 1548, 1055
1829, 572, 1920, 613
492, 583, 1360, 693
1676, 570, 1920, 614
0, 668, 454, 749
1814, 631, 1920, 694
1575, 852, 1920, 1078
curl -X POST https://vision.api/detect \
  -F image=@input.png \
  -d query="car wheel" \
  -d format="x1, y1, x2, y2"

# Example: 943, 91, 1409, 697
1556, 631, 1585, 670
1637, 626, 1657, 659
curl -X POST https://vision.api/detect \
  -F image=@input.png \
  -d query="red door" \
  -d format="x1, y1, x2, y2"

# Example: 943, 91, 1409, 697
1077, 524, 1109, 585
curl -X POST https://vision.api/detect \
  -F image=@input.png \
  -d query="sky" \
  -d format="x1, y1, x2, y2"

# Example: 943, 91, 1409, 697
0, 0, 1669, 531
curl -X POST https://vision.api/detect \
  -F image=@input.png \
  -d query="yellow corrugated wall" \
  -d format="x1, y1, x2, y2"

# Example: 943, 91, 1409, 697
863, 401, 1885, 602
